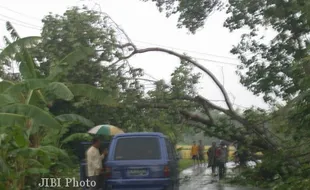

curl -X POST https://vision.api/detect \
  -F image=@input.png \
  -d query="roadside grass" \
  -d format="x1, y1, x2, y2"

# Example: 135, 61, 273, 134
178, 159, 193, 172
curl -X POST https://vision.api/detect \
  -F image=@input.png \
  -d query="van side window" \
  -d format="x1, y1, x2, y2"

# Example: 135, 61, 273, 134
165, 139, 174, 160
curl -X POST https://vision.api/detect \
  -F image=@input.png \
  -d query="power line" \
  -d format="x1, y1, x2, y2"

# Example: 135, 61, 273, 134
134, 39, 238, 61
0, 24, 236, 67
0, 7, 239, 67
0, 14, 41, 29
0, 19, 40, 30
135, 44, 239, 67
0, 5, 41, 21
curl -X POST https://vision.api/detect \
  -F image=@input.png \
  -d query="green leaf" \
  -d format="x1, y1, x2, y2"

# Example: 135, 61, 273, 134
9, 147, 47, 157
0, 113, 27, 127
19, 50, 36, 79
6, 21, 20, 40
13, 129, 28, 147
28, 90, 48, 108
46, 61, 66, 81
68, 84, 117, 106
48, 47, 95, 81
27, 159, 44, 168
59, 46, 94, 65
61, 133, 92, 144
26, 168, 49, 174
45, 82, 74, 101
0, 104, 61, 128
0, 157, 9, 173
24, 79, 51, 90
0, 94, 16, 107
3, 79, 50, 94
0, 80, 14, 93
55, 114, 94, 127
0, 133, 8, 146
4, 83, 26, 102
39, 145, 68, 158
0, 37, 40, 79
4, 83, 24, 94
0, 36, 41, 60
3, 80, 49, 106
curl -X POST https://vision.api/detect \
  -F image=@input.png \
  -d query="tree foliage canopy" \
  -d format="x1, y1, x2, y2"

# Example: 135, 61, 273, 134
142, 0, 224, 33
140, 0, 310, 188
142, 0, 310, 102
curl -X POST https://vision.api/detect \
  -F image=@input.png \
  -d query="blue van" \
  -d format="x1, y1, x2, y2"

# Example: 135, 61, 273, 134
104, 132, 180, 190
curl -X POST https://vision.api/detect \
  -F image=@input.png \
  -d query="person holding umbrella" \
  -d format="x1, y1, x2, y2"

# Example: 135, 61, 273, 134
86, 138, 105, 190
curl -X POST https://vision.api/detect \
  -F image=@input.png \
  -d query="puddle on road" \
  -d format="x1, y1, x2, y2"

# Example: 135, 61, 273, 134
182, 168, 194, 175
179, 164, 267, 190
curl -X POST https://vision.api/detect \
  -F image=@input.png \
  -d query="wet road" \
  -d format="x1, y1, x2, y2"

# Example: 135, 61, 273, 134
179, 164, 265, 190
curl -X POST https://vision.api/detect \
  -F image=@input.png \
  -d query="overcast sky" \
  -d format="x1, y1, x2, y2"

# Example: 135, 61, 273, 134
0, 0, 272, 110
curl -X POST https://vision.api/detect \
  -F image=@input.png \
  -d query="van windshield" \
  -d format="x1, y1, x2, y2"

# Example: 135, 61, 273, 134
114, 137, 161, 160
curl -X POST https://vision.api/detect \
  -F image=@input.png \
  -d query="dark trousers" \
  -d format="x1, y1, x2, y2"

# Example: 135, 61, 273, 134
99, 173, 105, 190
218, 162, 226, 179
89, 175, 106, 190
209, 157, 216, 173
211, 164, 216, 173
89, 175, 99, 190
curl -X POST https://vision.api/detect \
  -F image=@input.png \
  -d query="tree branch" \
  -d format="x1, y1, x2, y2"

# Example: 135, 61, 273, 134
114, 43, 281, 151
116, 43, 235, 112
185, 95, 280, 150
135, 103, 213, 126
185, 120, 269, 150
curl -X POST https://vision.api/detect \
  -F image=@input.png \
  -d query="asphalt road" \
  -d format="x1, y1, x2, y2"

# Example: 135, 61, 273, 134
179, 164, 266, 190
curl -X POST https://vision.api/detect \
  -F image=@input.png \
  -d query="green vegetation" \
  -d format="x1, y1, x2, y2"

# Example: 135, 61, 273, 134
178, 159, 193, 172
1, 1, 310, 189
142, 0, 310, 189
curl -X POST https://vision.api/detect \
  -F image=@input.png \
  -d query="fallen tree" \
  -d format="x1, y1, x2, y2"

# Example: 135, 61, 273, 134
94, 9, 310, 187
105, 42, 283, 153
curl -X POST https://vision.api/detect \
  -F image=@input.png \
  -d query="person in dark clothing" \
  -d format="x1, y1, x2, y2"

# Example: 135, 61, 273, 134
207, 142, 217, 175
100, 148, 109, 189
216, 141, 228, 180
198, 140, 206, 166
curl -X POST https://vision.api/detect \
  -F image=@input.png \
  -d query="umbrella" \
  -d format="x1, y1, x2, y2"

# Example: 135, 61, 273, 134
88, 125, 124, 136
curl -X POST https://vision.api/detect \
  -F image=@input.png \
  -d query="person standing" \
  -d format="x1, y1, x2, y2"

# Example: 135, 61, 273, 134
86, 138, 105, 190
100, 148, 109, 189
216, 141, 228, 180
198, 140, 206, 166
207, 142, 217, 175
190, 141, 199, 167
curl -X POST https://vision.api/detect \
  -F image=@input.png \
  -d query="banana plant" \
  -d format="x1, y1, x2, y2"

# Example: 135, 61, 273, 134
0, 36, 117, 147
0, 125, 70, 190
0, 23, 118, 189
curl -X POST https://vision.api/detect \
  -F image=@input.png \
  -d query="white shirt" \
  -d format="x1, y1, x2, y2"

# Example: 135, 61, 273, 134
86, 146, 105, 176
